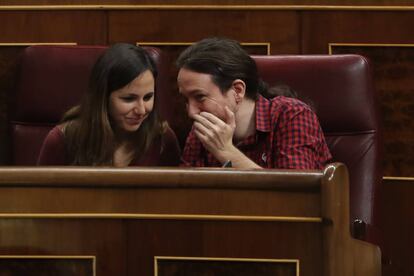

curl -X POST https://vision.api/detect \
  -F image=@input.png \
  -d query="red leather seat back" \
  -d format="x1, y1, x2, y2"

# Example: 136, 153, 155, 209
253, 54, 382, 243
10, 45, 167, 165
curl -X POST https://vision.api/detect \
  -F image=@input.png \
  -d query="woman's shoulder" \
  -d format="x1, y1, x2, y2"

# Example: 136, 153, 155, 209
41, 123, 69, 150
56, 121, 73, 133
46, 124, 65, 139
44, 120, 78, 144
37, 124, 68, 165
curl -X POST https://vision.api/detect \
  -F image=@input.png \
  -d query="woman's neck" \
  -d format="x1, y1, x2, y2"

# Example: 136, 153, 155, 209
113, 126, 136, 143
113, 141, 135, 167
112, 129, 137, 167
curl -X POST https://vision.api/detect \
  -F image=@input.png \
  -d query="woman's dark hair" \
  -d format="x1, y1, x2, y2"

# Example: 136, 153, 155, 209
176, 37, 298, 100
62, 43, 164, 165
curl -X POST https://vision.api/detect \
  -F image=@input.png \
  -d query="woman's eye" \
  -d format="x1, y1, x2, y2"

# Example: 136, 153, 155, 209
143, 92, 154, 102
121, 96, 135, 102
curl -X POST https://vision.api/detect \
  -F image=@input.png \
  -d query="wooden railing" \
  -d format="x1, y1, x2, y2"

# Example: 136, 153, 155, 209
0, 163, 380, 276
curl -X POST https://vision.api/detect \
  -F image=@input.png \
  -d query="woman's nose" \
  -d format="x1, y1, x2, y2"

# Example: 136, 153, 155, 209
133, 101, 145, 115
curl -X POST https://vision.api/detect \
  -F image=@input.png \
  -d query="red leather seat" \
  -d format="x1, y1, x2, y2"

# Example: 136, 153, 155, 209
253, 54, 382, 244
10, 45, 167, 165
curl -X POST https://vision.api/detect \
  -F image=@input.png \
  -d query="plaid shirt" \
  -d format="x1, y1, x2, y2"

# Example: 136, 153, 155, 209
181, 95, 332, 169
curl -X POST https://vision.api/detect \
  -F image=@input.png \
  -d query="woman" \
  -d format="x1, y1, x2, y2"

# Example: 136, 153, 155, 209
37, 43, 180, 166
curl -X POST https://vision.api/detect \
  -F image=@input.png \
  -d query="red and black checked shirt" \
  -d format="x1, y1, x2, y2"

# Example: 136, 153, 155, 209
181, 95, 332, 169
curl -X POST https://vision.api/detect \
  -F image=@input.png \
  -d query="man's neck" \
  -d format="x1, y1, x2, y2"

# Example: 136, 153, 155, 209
234, 98, 256, 143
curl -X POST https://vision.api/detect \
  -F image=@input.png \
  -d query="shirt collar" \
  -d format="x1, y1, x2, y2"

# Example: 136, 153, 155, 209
255, 94, 272, 132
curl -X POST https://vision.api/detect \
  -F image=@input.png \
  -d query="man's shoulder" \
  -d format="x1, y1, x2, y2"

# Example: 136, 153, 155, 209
263, 96, 317, 127
269, 96, 311, 111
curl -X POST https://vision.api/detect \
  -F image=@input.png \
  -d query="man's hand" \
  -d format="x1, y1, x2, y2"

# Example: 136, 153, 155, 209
192, 106, 236, 162
192, 106, 262, 169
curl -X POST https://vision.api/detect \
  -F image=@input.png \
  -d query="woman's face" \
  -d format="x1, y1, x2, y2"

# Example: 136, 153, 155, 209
109, 70, 155, 133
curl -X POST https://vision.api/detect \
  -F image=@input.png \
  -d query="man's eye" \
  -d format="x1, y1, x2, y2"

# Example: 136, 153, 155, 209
195, 94, 205, 102
143, 92, 154, 102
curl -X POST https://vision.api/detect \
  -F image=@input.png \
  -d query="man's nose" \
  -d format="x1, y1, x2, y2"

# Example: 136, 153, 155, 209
187, 102, 200, 118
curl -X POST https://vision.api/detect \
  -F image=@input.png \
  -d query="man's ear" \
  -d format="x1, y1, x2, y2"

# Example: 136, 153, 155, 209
231, 79, 246, 104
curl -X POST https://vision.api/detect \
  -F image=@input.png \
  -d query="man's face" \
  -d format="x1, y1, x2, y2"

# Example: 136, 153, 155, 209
177, 68, 236, 120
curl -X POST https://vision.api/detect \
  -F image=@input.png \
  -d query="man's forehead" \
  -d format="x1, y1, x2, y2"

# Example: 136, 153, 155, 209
178, 68, 213, 82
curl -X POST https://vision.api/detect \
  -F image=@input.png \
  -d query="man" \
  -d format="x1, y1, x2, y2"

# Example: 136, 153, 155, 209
177, 37, 331, 169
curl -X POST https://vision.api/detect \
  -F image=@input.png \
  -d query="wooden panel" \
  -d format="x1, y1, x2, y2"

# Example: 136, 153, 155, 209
0, 256, 94, 276
128, 221, 321, 276
301, 11, 414, 54
0, 219, 320, 276
108, 10, 300, 54
331, 45, 414, 177
0, 167, 322, 217
0, 219, 126, 276
155, 257, 297, 276
0, 187, 321, 217
380, 177, 414, 276
0, 11, 107, 44
2, 1, 414, 6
